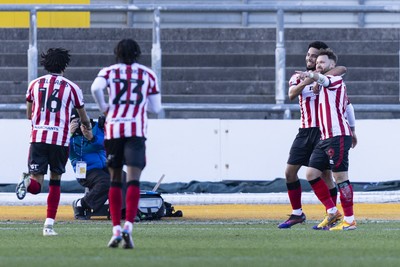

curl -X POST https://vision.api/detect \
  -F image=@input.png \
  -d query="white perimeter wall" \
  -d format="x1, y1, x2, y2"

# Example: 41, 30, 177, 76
1, 119, 398, 184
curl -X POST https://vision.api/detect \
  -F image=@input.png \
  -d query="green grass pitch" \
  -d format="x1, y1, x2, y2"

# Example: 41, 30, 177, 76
1, 220, 399, 267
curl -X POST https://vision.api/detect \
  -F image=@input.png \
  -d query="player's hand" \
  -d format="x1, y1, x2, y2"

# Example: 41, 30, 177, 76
295, 71, 310, 80
302, 77, 314, 86
103, 106, 109, 117
70, 120, 79, 134
351, 132, 358, 148
312, 83, 320, 94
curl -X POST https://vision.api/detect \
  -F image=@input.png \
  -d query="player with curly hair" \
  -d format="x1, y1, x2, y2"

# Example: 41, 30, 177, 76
16, 48, 92, 236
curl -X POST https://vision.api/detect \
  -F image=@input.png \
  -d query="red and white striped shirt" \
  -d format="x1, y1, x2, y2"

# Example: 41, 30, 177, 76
318, 75, 352, 140
96, 63, 160, 139
289, 73, 319, 128
26, 74, 85, 146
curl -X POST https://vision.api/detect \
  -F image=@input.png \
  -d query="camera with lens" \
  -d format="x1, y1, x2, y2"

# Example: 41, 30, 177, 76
72, 119, 83, 136
72, 115, 103, 137
97, 115, 105, 130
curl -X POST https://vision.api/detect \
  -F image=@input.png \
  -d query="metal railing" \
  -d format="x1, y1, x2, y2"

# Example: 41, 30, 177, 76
2, 103, 400, 121
0, 3, 400, 117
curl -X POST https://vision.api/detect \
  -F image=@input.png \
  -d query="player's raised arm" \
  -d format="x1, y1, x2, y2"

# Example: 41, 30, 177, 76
288, 76, 315, 101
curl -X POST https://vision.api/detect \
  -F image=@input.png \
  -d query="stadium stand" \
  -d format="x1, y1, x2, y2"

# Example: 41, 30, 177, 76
0, 27, 399, 119
0, 0, 399, 119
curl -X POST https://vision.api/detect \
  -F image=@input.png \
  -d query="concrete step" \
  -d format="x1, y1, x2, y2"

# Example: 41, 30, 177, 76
2, 39, 398, 55
346, 95, 399, 104
0, 66, 399, 82
0, 40, 151, 54
163, 81, 400, 99
38, 66, 397, 82
1, 78, 398, 95
15, 66, 392, 82
0, 27, 398, 120
0, 28, 398, 56
0, 28, 151, 41
162, 81, 274, 95
160, 54, 399, 68
0, 40, 276, 54
0, 95, 26, 103
0, 28, 274, 41
285, 28, 399, 42
159, 94, 274, 104
0, 53, 398, 69
0, 73, 398, 97
0, 28, 396, 42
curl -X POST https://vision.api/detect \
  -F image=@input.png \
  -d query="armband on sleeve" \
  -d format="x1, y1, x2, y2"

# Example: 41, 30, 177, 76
317, 74, 330, 87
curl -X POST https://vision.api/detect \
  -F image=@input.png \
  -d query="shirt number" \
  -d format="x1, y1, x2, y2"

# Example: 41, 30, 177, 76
112, 78, 144, 106
39, 87, 61, 113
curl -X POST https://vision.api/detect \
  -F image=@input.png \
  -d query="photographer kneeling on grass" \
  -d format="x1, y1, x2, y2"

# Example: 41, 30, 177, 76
69, 109, 126, 219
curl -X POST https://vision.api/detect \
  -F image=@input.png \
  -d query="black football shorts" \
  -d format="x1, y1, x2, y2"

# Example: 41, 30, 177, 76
28, 143, 69, 175
287, 127, 321, 166
104, 136, 146, 170
308, 135, 352, 172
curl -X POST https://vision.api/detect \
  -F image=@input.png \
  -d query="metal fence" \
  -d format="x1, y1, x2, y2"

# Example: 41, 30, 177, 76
0, 3, 400, 117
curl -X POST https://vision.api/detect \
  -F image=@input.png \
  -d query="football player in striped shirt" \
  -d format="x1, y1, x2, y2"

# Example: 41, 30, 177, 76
278, 41, 356, 229
91, 39, 162, 248
297, 48, 357, 231
16, 48, 92, 236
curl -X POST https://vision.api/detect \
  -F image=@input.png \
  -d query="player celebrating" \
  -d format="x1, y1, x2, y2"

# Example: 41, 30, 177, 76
278, 41, 356, 229
91, 39, 162, 248
297, 48, 357, 231
16, 48, 92, 236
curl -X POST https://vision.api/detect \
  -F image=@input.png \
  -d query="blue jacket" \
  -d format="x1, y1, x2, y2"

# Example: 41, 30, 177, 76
69, 122, 106, 173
